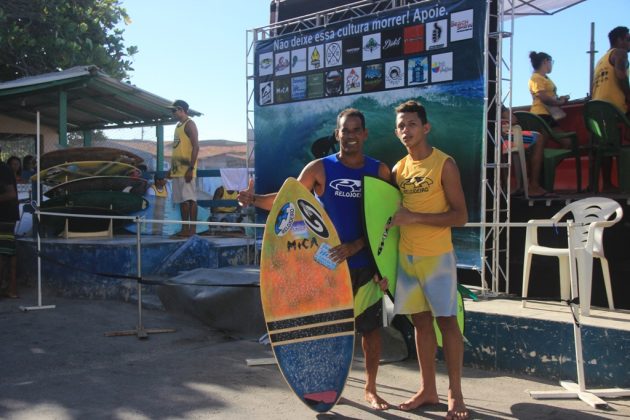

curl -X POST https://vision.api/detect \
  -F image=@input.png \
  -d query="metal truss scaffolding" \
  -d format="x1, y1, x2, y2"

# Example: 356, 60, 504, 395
246, 0, 514, 294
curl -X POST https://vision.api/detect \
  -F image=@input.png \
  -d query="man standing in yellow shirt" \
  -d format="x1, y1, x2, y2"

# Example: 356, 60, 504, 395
168, 99, 200, 238
593, 26, 630, 115
389, 100, 469, 420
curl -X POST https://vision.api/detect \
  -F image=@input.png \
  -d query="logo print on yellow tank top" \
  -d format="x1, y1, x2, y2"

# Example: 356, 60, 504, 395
400, 176, 433, 193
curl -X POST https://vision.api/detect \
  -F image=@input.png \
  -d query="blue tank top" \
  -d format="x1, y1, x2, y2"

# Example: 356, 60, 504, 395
319, 154, 380, 268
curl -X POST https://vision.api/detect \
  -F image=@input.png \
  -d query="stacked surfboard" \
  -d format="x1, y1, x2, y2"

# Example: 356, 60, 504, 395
34, 146, 149, 236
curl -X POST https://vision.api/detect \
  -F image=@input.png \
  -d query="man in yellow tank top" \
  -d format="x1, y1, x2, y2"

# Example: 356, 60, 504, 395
592, 27, 630, 191
168, 100, 200, 238
389, 100, 469, 420
592, 26, 630, 114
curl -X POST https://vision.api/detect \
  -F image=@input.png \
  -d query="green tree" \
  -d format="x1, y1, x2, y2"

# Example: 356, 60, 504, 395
0, 0, 138, 81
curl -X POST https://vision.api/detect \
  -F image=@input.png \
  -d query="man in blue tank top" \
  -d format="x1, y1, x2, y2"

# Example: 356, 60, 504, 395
239, 108, 392, 410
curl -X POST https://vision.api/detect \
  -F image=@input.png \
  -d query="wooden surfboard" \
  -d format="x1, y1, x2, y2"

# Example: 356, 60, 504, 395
33, 161, 140, 185
260, 177, 354, 413
362, 175, 472, 347
44, 176, 149, 198
40, 147, 144, 170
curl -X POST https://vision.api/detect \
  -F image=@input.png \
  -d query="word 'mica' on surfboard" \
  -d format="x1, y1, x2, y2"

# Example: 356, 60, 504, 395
259, 177, 354, 413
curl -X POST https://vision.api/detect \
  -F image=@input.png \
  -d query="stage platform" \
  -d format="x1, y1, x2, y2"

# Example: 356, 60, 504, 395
464, 295, 630, 389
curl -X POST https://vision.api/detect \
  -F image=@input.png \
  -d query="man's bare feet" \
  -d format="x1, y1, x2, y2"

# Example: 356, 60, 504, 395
398, 389, 439, 411
365, 390, 389, 410
446, 393, 469, 419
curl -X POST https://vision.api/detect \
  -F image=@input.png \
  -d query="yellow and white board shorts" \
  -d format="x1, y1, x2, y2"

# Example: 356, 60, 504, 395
171, 177, 197, 204
393, 251, 458, 317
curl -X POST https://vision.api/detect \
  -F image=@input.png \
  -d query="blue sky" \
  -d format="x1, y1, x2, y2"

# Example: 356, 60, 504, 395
111, 0, 627, 142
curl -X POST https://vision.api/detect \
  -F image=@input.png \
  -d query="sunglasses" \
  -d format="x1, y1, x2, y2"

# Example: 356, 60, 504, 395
171, 107, 182, 113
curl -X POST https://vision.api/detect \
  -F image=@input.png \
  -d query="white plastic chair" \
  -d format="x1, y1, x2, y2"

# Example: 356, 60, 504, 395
521, 197, 623, 316
508, 125, 529, 199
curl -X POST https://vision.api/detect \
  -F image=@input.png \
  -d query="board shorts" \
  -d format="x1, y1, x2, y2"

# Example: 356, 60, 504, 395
0, 222, 16, 256
350, 266, 382, 334
393, 251, 458, 317
171, 177, 197, 204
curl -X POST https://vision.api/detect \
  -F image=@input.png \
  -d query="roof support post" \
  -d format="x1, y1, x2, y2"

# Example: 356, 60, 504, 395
58, 90, 68, 147
156, 124, 164, 171
83, 130, 92, 146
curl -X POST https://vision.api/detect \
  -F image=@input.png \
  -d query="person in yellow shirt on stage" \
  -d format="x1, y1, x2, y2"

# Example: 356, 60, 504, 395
389, 100, 469, 420
527, 51, 572, 197
167, 99, 200, 238
593, 26, 630, 115
592, 26, 630, 191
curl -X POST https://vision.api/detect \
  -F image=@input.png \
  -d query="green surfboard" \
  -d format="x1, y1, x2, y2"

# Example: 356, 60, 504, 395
362, 175, 472, 347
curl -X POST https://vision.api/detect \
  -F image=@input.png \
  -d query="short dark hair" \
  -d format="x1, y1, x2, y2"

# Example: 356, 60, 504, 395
609, 26, 629, 47
336, 108, 365, 129
395, 100, 428, 124
529, 51, 551, 70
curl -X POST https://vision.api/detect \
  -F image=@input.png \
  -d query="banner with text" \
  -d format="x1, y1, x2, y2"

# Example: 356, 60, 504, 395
254, 0, 485, 268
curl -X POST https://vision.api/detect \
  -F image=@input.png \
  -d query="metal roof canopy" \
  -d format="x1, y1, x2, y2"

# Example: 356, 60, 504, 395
0, 65, 201, 132
504, 0, 587, 16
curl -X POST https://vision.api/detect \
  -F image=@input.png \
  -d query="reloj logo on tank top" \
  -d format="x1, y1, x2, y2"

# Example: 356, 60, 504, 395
297, 199, 329, 239
274, 202, 295, 236
400, 176, 433, 193
329, 178, 362, 198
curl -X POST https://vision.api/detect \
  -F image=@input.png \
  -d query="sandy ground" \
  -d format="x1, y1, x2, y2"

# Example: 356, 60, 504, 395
1, 287, 629, 420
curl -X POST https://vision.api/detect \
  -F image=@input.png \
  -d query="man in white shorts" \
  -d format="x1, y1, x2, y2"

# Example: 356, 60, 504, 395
167, 99, 199, 238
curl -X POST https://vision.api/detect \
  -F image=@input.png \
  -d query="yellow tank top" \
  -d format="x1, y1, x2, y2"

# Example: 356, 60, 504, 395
150, 184, 168, 198
214, 189, 238, 213
171, 119, 197, 177
395, 148, 453, 256
593, 49, 628, 113
529, 72, 557, 115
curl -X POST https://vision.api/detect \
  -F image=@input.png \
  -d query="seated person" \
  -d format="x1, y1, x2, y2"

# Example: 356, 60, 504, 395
145, 173, 170, 235
21, 155, 36, 180
501, 106, 541, 197
205, 185, 244, 236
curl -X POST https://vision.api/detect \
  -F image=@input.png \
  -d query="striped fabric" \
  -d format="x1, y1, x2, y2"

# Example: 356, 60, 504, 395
0, 222, 16, 256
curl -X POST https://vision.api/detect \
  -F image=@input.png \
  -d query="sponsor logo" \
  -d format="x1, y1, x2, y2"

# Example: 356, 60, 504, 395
362, 33, 381, 61
404, 25, 425, 54
408, 56, 429, 85
274, 78, 291, 103
291, 48, 307, 73
275, 53, 290, 75
344, 67, 362, 94
450, 9, 474, 41
343, 37, 363, 66
259, 81, 273, 105
400, 176, 433, 193
325, 41, 342, 67
307, 73, 324, 99
385, 60, 405, 89
274, 202, 295, 236
363, 63, 384, 92
426, 19, 447, 50
258, 52, 274, 76
287, 236, 320, 252
297, 199, 330, 238
431, 52, 453, 82
381, 28, 403, 58
291, 76, 307, 100
308, 45, 322, 70
329, 178, 362, 198
325, 70, 343, 96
